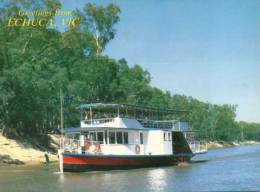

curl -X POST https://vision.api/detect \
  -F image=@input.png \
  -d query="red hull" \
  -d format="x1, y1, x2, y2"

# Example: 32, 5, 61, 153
62, 153, 193, 172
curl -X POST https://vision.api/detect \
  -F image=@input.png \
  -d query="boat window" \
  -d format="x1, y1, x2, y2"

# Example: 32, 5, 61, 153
123, 132, 128, 144
164, 132, 167, 141
82, 132, 89, 138
116, 132, 123, 144
140, 132, 143, 144
109, 131, 116, 144
168, 132, 171, 141
104, 131, 107, 144
97, 132, 104, 144
90, 132, 97, 141
74, 134, 80, 140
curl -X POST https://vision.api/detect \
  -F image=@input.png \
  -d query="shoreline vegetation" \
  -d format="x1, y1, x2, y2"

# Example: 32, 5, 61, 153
0, 133, 259, 166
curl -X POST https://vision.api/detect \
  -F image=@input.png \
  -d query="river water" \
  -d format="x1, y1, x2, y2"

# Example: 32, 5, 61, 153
0, 144, 259, 192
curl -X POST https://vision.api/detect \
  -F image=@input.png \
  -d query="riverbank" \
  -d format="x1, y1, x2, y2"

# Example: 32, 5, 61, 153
206, 140, 260, 148
0, 133, 59, 165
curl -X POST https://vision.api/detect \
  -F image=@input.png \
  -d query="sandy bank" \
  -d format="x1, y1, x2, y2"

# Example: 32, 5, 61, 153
206, 140, 260, 149
0, 134, 60, 165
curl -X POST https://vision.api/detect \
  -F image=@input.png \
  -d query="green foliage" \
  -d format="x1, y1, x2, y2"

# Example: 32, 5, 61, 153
74, 3, 121, 55
0, 1, 258, 141
238, 121, 260, 141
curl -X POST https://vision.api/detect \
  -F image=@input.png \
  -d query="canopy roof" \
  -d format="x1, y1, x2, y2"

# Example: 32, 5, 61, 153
78, 102, 190, 114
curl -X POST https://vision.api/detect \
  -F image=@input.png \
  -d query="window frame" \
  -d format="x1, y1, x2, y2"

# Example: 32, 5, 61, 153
123, 132, 128, 144
140, 132, 144, 144
108, 131, 116, 144
168, 132, 172, 141
116, 132, 123, 144
164, 132, 167, 141
97, 131, 104, 144
89, 131, 97, 141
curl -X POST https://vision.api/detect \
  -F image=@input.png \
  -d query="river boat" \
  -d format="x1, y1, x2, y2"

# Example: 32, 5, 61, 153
59, 103, 207, 172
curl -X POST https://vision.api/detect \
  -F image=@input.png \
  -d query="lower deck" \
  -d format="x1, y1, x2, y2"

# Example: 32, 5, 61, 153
62, 129, 207, 156
63, 129, 174, 156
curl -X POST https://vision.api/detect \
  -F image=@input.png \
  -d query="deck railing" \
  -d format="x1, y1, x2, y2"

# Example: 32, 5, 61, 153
138, 120, 190, 131
60, 138, 142, 155
188, 141, 207, 154
80, 117, 190, 131
82, 118, 114, 125
61, 138, 104, 154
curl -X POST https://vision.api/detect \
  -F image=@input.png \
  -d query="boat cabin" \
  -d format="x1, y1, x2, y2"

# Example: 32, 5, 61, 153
61, 103, 207, 156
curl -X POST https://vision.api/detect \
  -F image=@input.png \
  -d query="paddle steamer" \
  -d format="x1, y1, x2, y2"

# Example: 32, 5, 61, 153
59, 103, 207, 172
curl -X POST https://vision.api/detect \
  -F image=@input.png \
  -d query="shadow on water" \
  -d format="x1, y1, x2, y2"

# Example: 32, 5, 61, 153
189, 159, 209, 164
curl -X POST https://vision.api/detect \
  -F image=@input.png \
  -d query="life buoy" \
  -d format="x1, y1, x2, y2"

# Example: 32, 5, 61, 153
135, 144, 141, 154
85, 142, 90, 152
94, 142, 101, 153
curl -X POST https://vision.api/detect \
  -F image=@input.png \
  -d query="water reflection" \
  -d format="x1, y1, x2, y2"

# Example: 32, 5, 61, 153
58, 172, 64, 184
147, 168, 167, 192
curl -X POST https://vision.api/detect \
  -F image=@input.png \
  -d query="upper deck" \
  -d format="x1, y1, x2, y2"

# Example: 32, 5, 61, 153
79, 103, 190, 131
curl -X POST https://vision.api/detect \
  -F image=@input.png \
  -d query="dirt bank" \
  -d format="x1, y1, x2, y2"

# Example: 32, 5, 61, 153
0, 134, 60, 165
206, 140, 260, 149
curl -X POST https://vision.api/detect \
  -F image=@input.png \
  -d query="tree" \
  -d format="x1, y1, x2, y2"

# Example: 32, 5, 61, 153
77, 3, 121, 55
0, 0, 64, 136
0, 1, 256, 143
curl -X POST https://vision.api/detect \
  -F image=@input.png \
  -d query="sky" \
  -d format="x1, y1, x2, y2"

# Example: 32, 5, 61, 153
60, 0, 260, 123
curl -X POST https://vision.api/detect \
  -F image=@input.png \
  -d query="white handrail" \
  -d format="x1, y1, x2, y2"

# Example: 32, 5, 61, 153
83, 118, 114, 125
188, 140, 207, 154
